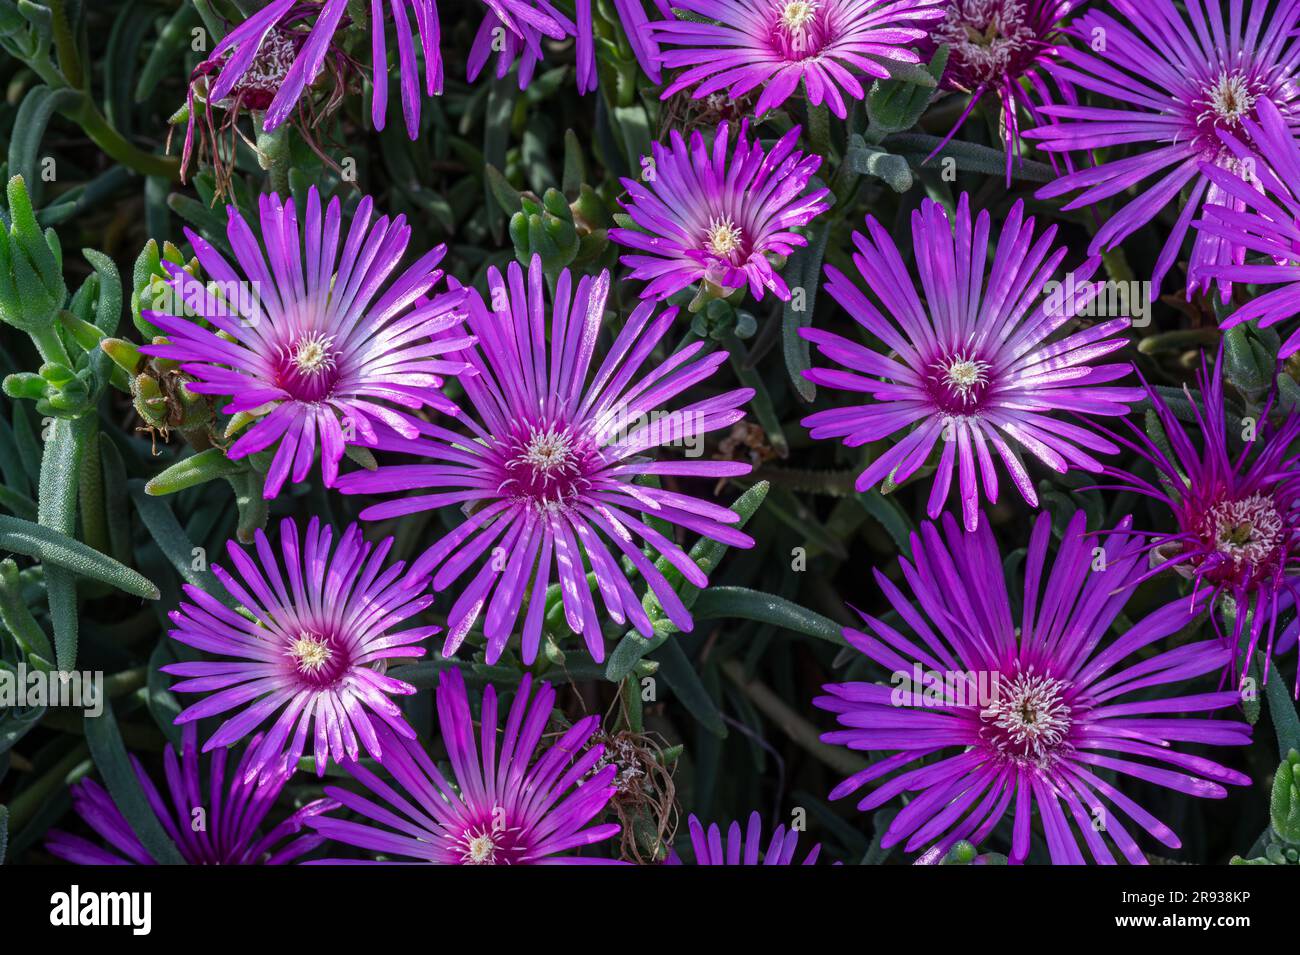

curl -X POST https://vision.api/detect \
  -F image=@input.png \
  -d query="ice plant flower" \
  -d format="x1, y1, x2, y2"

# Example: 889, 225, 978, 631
193, 0, 439, 139
45, 725, 334, 865
924, 0, 1079, 181
307, 668, 622, 864
668, 811, 824, 864
652, 0, 947, 120
1101, 352, 1300, 692
161, 517, 440, 782
815, 510, 1253, 865
468, 1, 577, 90
336, 257, 755, 665
1024, 0, 1300, 298
140, 187, 471, 499
610, 121, 831, 302
801, 194, 1142, 531
1193, 98, 1300, 358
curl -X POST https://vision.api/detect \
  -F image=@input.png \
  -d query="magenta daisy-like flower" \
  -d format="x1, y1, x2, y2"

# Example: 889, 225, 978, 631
610, 121, 831, 302
45, 725, 334, 865
140, 187, 470, 500
468, 1, 668, 93
924, 0, 1080, 181
468, 1, 577, 91
668, 811, 824, 864
1193, 98, 1300, 357
336, 257, 755, 665
800, 194, 1142, 531
196, 0, 439, 139
652, 0, 946, 120
307, 668, 622, 864
161, 517, 439, 783
815, 510, 1253, 865
1102, 352, 1300, 693
1024, 0, 1300, 298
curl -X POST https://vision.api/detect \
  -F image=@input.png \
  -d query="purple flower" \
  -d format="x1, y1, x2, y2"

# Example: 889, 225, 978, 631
610, 121, 831, 302
669, 811, 824, 864
652, 0, 946, 120
1101, 352, 1300, 693
45, 725, 334, 865
468, 1, 670, 93
924, 0, 1080, 181
336, 257, 755, 665
815, 510, 1253, 865
800, 194, 1142, 531
467, 1, 577, 91
140, 187, 470, 500
161, 517, 439, 782
1024, 0, 1300, 298
612, 0, 674, 84
194, 1, 439, 139
307, 668, 622, 864
1193, 97, 1300, 358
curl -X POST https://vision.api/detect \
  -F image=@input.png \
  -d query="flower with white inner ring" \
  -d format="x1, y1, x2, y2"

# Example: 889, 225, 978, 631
519, 426, 576, 477
463, 832, 498, 865
288, 633, 334, 676
979, 670, 1072, 765
289, 332, 337, 376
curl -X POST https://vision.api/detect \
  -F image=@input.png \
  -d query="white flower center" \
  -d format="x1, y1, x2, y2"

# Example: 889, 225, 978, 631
289, 634, 333, 674
290, 333, 337, 376
1202, 70, 1257, 127
1206, 492, 1284, 566
705, 216, 744, 258
980, 670, 1071, 764
779, 1, 818, 32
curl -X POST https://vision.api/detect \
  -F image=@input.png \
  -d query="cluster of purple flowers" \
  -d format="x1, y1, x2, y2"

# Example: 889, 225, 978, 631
45, 0, 1300, 868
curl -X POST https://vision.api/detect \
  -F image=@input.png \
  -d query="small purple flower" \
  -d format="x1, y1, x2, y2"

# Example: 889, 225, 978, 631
924, 0, 1080, 181
610, 121, 831, 302
468, 1, 670, 93
141, 187, 470, 500
1024, 0, 1300, 298
652, 0, 946, 120
1102, 352, 1300, 692
801, 194, 1142, 531
45, 725, 333, 865
195, 1, 440, 139
467, 1, 577, 90
161, 517, 439, 783
669, 811, 824, 864
307, 668, 622, 864
816, 510, 1253, 865
336, 257, 755, 665
1193, 97, 1300, 358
